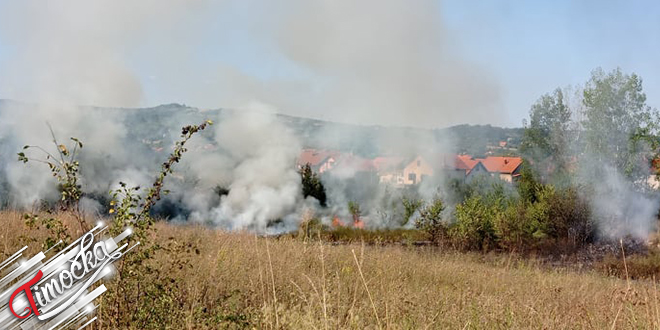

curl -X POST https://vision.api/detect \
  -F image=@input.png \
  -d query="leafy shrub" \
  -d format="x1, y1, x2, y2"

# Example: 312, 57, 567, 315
448, 163, 595, 253
451, 195, 498, 251
19, 133, 88, 232
415, 198, 447, 244
544, 186, 594, 245
493, 201, 529, 250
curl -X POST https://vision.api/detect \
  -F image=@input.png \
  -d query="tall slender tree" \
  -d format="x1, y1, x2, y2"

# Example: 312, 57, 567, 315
582, 67, 659, 181
521, 88, 572, 179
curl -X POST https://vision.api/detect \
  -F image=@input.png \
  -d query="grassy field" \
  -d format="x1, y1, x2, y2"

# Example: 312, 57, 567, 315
1, 211, 660, 329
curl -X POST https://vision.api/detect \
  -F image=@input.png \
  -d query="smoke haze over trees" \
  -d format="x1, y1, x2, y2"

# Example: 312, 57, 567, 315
0, 1, 657, 246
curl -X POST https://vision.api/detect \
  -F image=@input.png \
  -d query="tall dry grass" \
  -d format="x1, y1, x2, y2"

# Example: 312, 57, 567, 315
1, 210, 659, 329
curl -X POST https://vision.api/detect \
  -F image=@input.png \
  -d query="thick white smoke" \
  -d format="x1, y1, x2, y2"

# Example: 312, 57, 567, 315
586, 165, 658, 240
0, 0, 211, 208
0, 0, 475, 231
187, 103, 303, 231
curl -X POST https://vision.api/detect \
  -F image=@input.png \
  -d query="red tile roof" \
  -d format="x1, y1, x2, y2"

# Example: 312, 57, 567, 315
298, 151, 523, 177
456, 155, 480, 171
436, 154, 481, 172
476, 156, 522, 174
297, 149, 339, 167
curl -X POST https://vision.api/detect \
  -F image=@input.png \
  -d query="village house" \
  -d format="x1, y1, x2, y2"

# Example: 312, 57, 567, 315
296, 149, 340, 173
437, 154, 487, 181
399, 154, 522, 185
454, 155, 489, 181
475, 156, 523, 182
372, 156, 407, 185
401, 155, 434, 185
297, 149, 524, 186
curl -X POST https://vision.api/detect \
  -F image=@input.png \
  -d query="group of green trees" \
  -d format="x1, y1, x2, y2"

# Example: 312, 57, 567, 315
412, 67, 659, 251
299, 67, 659, 252
521, 67, 659, 184
413, 171, 594, 252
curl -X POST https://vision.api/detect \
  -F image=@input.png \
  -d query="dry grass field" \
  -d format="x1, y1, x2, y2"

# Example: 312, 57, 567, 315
1, 211, 660, 329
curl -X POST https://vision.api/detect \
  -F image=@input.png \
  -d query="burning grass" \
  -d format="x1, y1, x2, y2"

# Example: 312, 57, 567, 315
2, 210, 660, 329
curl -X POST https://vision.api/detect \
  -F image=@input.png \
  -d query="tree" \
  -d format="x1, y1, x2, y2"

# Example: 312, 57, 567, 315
521, 88, 572, 177
582, 68, 659, 180
517, 159, 541, 204
299, 163, 327, 207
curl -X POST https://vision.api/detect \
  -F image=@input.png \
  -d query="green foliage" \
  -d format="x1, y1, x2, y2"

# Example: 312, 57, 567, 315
441, 164, 594, 252
415, 198, 447, 244
451, 195, 498, 251
494, 201, 529, 249
19, 119, 213, 329
23, 213, 71, 251
103, 120, 212, 328
18, 128, 87, 231
521, 88, 572, 175
542, 186, 594, 245
18, 133, 84, 210
299, 163, 327, 207
582, 67, 659, 181
517, 160, 541, 203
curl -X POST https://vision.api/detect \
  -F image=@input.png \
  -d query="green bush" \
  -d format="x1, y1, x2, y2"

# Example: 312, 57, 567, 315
451, 195, 498, 251
544, 186, 594, 245
493, 201, 528, 250
447, 163, 595, 253
415, 198, 447, 244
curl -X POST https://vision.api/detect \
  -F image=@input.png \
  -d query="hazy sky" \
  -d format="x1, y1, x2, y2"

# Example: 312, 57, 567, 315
0, 0, 657, 128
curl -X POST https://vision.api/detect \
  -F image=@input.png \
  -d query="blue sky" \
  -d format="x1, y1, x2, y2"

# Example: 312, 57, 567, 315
440, 0, 660, 124
0, 0, 658, 128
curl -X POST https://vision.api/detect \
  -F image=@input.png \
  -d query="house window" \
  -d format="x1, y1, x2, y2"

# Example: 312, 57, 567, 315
408, 173, 416, 183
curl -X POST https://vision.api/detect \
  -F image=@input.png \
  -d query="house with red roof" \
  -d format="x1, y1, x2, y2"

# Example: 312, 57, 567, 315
373, 156, 407, 185
402, 155, 435, 185
296, 149, 340, 174
437, 154, 488, 180
474, 156, 523, 182
371, 155, 435, 186
297, 149, 523, 186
